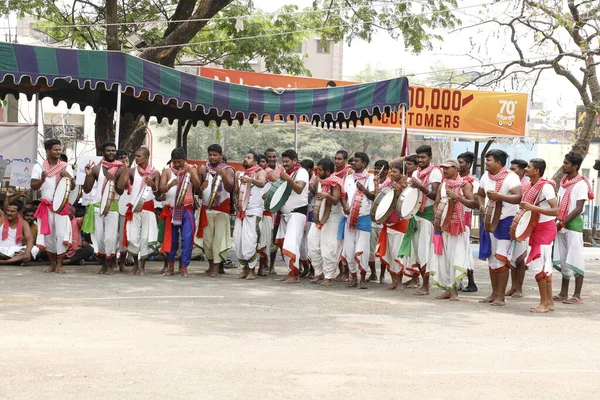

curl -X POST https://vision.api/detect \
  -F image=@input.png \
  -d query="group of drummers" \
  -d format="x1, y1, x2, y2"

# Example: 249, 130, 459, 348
0, 138, 591, 313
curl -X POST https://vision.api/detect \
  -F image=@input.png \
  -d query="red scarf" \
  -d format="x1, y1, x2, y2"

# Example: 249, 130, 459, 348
349, 171, 369, 224
334, 164, 352, 180
101, 159, 123, 194
285, 163, 302, 176
136, 164, 156, 188
416, 164, 440, 211
320, 174, 344, 193
558, 174, 594, 220
488, 167, 510, 192
43, 159, 67, 184
237, 165, 262, 219
2, 216, 22, 244
522, 178, 555, 204
445, 176, 466, 236
521, 177, 531, 194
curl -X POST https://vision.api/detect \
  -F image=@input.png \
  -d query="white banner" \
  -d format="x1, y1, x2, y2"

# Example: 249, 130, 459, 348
9, 161, 34, 188
0, 124, 38, 179
76, 155, 103, 185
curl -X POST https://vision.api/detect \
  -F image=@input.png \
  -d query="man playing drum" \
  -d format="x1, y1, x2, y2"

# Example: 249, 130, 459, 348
553, 152, 593, 305
197, 144, 235, 277
307, 158, 344, 286
233, 151, 266, 280
341, 152, 375, 289
118, 147, 160, 276
457, 151, 479, 292
408, 145, 442, 296
477, 149, 522, 307
430, 159, 476, 301
260, 148, 281, 276
519, 159, 558, 313
31, 139, 74, 274
368, 160, 391, 284
374, 162, 409, 290
506, 158, 530, 298
397, 154, 421, 288
333, 150, 353, 282
0, 201, 35, 266
272, 149, 309, 283
159, 147, 202, 276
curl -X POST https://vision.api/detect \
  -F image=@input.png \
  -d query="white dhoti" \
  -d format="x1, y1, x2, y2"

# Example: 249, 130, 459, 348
0, 245, 39, 260
233, 215, 261, 269
126, 210, 159, 259
258, 213, 273, 258
275, 212, 306, 275
553, 229, 585, 278
369, 225, 382, 262
411, 215, 433, 274
378, 227, 405, 276
343, 227, 371, 274
431, 231, 469, 291
91, 210, 120, 258
489, 235, 528, 271
308, 216, 343, 279
464, 227, 475, 272
36, 212, 72, 255
529, 243, 553, 281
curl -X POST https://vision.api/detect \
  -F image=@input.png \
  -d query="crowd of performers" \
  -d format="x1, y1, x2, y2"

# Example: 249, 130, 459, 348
0, 138, 593, 313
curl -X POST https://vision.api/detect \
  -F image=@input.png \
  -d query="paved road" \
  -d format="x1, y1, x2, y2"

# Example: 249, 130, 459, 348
1, 258, 599, 399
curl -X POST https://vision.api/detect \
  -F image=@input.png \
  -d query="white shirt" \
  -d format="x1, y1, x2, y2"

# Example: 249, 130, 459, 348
479, 171, 521, 220
345, 173, 375, 217
32, 163, 74, 202
281, 168, 309, 214
412, 167, 443, 208
558, 180, 589, 215
238, 172, 264, 217
537, 183, 557, 223
317, 182, 343, 217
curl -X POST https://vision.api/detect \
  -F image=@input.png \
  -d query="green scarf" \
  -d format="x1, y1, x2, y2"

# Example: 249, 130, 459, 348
416, 205, 435, 222
398, 217, 418, 258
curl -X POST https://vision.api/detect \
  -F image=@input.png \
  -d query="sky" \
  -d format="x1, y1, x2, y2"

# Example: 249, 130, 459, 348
255, 0, 583, 122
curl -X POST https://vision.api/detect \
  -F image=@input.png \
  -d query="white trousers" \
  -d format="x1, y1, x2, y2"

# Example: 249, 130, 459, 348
343, 228, 371, 274
233, 215, 261, 269
308, 216, 343, 279
126, 210, 159, 259
36, 212, 72, 255
91, 210, 120, 258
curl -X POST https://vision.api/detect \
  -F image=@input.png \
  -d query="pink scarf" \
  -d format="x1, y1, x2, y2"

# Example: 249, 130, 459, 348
445, 176, 466, 236
43, 159, 67, 184
558, 174, 594, 220
522, 178, 555, 204
416, 164, 440, 211
488, 167, 510, 192
237, 165, 262, 219
101, 159, 123, 194
334, 164, 353, 181
2, 215, 22, 244
378, 177, 392, 190
521, 177, 531, 194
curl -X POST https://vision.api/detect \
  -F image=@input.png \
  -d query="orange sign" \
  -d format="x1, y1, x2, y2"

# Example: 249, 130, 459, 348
199, 67, 528, 137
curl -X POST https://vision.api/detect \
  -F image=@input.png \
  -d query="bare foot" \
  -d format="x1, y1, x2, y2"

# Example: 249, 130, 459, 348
56, 266, 65, 274
130, 267, 139, 276
321, 279, 333, 286
366, 273, 377, 282
180, 268, 189, 277
490, 298, 505, 306
505, 288, 517, 296
246, 270, 256, 280
160, 266, 167, 274
97, 266, 107, 274
530, 305, 549, 313
553, 294, 568, 301
479, 294, 496, 303
311, 274, 324, 283
403, 277, 420, 288
414, 286, 429, 296
45, 266, 56, 273
563, 297, 584, 305
548, 303, 556, 311
379, 275, 386, 284
359, 280, 368, 289
346, 278, 358, 288
139, 267, 146, 276
237, 272, 249, 279
511, 291, 523, 298
437, 292, 451, 299
106, 266, 115, 275
282, 275, 300, 283
387, 283, 399, 290
449, 296, 459, 302
269, 267, 277, 275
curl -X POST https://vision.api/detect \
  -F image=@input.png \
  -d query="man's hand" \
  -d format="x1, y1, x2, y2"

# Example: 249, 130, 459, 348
280, 171, 291, 183
411, 178, 424, 191
105, 171, 116, 182
41, 171, 48, 181
267, 171, 276, 182
145, 176, 155, 187
240, 175, 251, 184
520, 202, 533, 211
184, 164, 194, 174
216, 167, 225, 177
316, 191, 328, 200
22, 251, 31, 264
556, 221, 563, 232
356, 181, 366, 193
447, 189, 459, 201
60, 170, 72, 179
170, 179, 180, 190
487, 190, 501, 201
84, 165, 93, 176
343, 205, 350, 215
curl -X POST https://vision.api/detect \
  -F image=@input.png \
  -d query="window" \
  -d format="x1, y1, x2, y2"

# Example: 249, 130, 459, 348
43, 113, 85, 148
316, 40, 331, 54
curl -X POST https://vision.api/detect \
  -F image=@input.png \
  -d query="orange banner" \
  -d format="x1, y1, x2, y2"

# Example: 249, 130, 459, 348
199, 67, 528, 137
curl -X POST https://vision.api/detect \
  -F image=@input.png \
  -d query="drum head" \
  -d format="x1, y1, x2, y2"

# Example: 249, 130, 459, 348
375, 189, 396, 222
52, 178, 70, 212
269, 181, 289, 208
202, 174, 213, 205
118, 192, 130, 216
398, 187, 420, 218
69, 184, 82, 205
515, 210, 532, 237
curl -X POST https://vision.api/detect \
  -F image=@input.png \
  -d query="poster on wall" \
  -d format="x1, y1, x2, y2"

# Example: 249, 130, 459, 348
9, 161, 34, 188
75, 155, 103, 185
0, 124, 38, 179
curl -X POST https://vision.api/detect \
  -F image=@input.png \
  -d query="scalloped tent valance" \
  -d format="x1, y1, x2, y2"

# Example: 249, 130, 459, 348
0, 42, 410, 128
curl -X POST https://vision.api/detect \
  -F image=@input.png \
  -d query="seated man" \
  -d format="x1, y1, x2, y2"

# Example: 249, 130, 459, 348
63, 207, 94, 265
0, 201, 37, 265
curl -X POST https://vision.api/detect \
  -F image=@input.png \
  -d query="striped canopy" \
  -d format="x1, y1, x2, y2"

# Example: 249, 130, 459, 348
0, 42, 410, 127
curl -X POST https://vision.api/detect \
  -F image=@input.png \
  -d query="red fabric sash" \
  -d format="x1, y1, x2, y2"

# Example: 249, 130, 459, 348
101, 159, 123, 194
2, 215, 22, 244
558, 174, 594, 220
160, 206, 173, 253
526, 220, 557, 264
445, 177, 466, 236
285, 163, 302, 175
320, 174, 344, 195
198, 198, 231, 237
334, 164, 352, 180
34, 198, 68, 235
378, 177, 392, 190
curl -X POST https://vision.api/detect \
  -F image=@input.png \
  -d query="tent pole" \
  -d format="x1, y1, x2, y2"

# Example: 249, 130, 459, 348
473, 141, 480, 176
114, 84, 122, 148
400, 106, 406, 155
182, 120, 192, 155
294, 118, 298, 153
480, 139, 494, 177
176, 120, 182, 148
